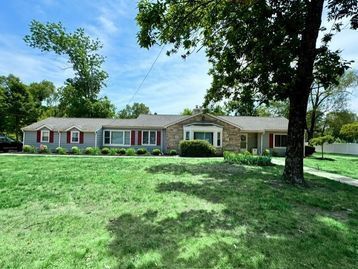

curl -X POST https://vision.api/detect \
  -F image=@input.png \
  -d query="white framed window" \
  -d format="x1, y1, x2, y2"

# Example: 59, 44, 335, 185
142, 130, 157, 145
183, 125, 223, 147
217, 132, 221, 146
103, 130, 131, 146
274, 134, 287, 148
240, 134, 247, 152
185, 131, 190, 140
194, 132, 214, 145
71, 131, 79, 143
41, 130, 50, 143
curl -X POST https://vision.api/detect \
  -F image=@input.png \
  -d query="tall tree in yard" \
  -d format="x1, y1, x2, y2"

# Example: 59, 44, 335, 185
136, 0, 357, 184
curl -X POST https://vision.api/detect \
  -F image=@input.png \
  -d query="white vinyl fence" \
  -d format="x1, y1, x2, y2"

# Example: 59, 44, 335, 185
314, 143, 358, 155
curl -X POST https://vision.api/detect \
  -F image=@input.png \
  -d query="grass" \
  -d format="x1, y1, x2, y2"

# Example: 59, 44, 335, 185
0, 155, 357, 269
304, 153, 358, 179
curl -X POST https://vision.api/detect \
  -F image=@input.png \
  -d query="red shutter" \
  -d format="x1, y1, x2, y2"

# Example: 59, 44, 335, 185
138, 131, 142, 145
67, 131, 71, 143
37, 130, 41, 142
80, 132, 84, 144
50, 131, 54, 143
269, 133, 273, 148
157, 131, 161, 145
131, 130, 135, 145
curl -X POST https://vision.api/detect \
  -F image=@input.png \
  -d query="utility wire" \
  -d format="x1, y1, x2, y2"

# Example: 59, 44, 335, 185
129, 45, 166, 103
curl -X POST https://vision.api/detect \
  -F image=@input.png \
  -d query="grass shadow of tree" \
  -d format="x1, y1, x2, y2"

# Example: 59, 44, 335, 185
107, 161, 358, 268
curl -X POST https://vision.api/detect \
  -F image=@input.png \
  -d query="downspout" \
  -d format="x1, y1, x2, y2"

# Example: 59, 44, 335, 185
95, 131, 97, 148
58, 131, 61, 147
261, 131, 264, 155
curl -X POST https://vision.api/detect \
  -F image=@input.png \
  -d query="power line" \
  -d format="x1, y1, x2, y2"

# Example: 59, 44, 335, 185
129, 45, 166, 103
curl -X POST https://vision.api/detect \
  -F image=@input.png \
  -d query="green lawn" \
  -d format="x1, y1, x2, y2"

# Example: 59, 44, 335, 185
0, 156, 357, 269
304, 153, 358, 179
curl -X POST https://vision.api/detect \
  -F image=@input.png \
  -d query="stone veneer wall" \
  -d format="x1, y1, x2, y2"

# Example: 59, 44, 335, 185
165, 114, 241, 153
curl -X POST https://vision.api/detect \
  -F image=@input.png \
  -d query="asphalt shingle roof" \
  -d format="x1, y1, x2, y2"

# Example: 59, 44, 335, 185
22, 114, 288, 132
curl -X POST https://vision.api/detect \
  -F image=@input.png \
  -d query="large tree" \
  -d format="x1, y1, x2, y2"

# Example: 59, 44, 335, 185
325, 110, 357, 138
24, 21, 115, 118
0, 75, 37, 139
136, 0, 357, 184
307, 70, 358, 140
117, 103, 150, 119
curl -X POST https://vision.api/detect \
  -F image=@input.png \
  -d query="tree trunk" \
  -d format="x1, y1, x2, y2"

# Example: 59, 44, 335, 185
283, 0, 324, 184
307, 108, 317, 141
321, 144, 324, 159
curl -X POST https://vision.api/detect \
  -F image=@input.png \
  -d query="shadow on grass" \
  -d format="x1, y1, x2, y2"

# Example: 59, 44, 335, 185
107, 161, 358, 268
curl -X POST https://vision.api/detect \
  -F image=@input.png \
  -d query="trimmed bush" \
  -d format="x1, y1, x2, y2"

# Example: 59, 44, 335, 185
38, 144, 50, 154
71, 146, 80, 155
126, 148, 136, 156
263, 149, 271, 156
224, 151, 272, 166
137, 148, 148, 155
305, 145, 315, 157
116, 148, 126, 155
56, 147, 66, 155
169, 149, 177, 156
23, 145, 35, 153
179, 140, 216, 157
152, 149, 161, 156
101, 147, 110, 155
84, 147, 94, 155
109, 148, 117, 155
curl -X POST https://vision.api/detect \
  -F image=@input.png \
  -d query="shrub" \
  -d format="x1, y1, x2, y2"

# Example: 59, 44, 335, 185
23, 145, 35, 153
71, 146, 80, 155
152, 149, 161, 156
101, 147, 110, 155
179, 140, 216, 157
126, 148, 136, 156
137, 148, 148, 155
109, 148, 117, 155
116, 148, 126, 155
224, 151, 272, 166
304, 145, 315, 157
169, 149, 177, 156
84, 147, 94, 155
263, 149, 271, 156
56, 147, 66, 155
38, 144, 50, 154
243, 150, 252, 156
92, 147, 101, 155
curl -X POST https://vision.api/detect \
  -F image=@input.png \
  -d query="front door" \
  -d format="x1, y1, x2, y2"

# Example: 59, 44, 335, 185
240, 134, 247, 152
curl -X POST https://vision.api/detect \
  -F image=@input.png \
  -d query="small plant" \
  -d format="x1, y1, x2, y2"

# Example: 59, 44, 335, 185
23, 145, 35, 153
109, 148, 117, 155
263, 149, 270, 156
56, 147, 66, 155
137, 148, 148, 155
93, 147, 101, 155
126, 148, 136, 156
38, 144, 50, 154
116, 148, 126, 155
71, 146, 80, 155
309, 135, 334, 159
152, 149, 161, 156
179, 140, 216, 157
84, 147, 94, 155
101, 147, 110, 155
224, 151, 272, 166
243, 150, 252, 156
169, 149, 177, 156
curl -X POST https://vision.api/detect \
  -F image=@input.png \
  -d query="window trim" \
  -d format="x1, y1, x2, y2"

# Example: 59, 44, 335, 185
70, 130, 80, 144
40, 130, 50, 143
103, 130, 132, 146
273, 133, 288, 148
142, 130, 157, 146
183, 125, 223, 148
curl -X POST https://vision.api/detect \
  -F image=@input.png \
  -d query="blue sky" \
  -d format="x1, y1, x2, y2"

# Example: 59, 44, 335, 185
0, 0, 357, 114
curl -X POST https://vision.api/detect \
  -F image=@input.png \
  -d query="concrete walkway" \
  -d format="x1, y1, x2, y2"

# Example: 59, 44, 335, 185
272, 158, 358, 187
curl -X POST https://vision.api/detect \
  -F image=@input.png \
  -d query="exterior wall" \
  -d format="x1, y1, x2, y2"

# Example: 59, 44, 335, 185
101, 128, 163, 152
262, 132, 287, 156
24, 128, 96, 152
165, 114, 241, 153
247, 133, 258, 153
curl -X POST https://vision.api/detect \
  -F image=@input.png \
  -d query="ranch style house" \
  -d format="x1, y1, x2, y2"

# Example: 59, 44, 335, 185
22, 113, 289, 155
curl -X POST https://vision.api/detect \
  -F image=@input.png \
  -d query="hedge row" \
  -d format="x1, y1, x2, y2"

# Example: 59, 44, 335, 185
22, 145, 177, 156
224, 151, 272, 166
